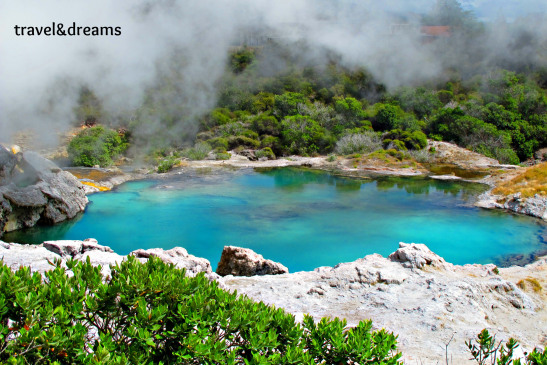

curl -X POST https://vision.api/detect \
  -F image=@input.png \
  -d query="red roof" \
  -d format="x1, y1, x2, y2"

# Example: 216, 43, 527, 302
421, 26, 451, 37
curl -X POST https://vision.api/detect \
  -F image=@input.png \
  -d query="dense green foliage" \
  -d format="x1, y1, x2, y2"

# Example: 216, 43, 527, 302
67, 126, 128, 167
0, 257, 402, 364
193, 44, 546, 162
68, 1, 547, 166
467, 329, 547, 365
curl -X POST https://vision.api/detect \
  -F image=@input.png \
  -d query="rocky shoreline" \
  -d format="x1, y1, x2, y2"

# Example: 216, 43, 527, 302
1, 239, 545, 364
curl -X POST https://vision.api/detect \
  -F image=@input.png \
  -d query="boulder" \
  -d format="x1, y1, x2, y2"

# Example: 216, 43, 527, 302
0, 147, 17, 184
216, 246, 288, 276
130, 247, 213, 276
43, 240, 84, 257
388, 242, 448, 269
238, 150, 257, 161
0, 151, 87, 235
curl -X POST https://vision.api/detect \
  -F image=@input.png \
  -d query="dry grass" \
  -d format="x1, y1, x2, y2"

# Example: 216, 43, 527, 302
517, 277, 543, 293
492, 162, 547, 197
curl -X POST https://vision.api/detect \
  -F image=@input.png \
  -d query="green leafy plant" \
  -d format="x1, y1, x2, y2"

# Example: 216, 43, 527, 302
183, 142, 211, 160
467, 329, 547, 365
67, 125, 128, 167
255, 147, 276, 160
157, 156, 179, 173
0, 257, 402, 364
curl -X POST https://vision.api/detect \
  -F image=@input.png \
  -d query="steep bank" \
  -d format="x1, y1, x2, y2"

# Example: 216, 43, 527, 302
1, 239, 545, 364
0, 147, 87, 237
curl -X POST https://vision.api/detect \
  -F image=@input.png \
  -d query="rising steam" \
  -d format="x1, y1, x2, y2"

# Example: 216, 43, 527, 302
1, 0, 546, 148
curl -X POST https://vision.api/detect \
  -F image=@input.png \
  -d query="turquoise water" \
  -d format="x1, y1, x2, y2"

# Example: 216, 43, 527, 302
6, 167, 547, 271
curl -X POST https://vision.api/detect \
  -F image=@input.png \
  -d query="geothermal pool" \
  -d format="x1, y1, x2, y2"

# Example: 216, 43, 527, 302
6, 167, 547, 271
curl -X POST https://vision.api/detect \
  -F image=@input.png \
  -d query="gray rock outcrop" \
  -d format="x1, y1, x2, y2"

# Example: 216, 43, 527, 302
0, 148, 88, 236
219, 245, 547, 364
388, 242, 448, 269
131, 247, 218, 280
0, 239, 216, 280
216, 246, 289, 276
476, 191, 547, 220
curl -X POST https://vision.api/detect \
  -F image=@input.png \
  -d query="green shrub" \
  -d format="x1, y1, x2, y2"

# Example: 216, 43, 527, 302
252, 92, 275, 113
382, 129, 428, 150
437, 90, 454, 104
207, 137, 229, 151
251, 114, 281, 136
386, 149, 406, 161
335, 131, 382, 155
215, 152, 231, 160
157, 156, 179, 173
241, 129, 259, 140
0, 257, 402, 364
183, 142, 211, 160
383, 139, 408, 151
372, 103, 404, 131
227, 135, 261, 150
201, 108, 234, 129
333, 97, 366, 128
196, 131, 215, 142
281, 115, 334, 155
230, 46, 255, 74
67, 125, 128, 167
467, 329, 547, 365
217, 122, 247, 138
255, 147, 276, 160
274, 92, 309, 118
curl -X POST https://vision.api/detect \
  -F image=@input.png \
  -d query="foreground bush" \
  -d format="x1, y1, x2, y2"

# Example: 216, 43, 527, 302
67, 125, 128, 167
0, 257, 402, 364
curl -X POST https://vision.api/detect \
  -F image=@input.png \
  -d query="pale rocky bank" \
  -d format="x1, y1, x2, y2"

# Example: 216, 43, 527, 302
1, 239, 545, 364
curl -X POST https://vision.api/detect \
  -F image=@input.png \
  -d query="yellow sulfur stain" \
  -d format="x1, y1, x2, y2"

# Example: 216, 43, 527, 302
11, 145, 21, 154
80, 181, 111, 192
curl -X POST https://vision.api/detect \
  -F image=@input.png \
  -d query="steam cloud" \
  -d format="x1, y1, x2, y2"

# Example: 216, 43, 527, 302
1, 0, 546, 148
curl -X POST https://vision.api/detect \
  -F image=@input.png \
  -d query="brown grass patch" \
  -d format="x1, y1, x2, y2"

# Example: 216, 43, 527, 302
492, 162, 547, 198
516, 277, 543, 292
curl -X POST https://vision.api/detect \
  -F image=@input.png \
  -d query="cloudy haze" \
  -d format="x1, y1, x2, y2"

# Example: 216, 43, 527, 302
0, 0, 546, 147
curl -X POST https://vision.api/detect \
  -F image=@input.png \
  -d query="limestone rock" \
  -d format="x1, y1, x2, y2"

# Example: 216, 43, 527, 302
131, 247, 213, 276
0, 151, 88, 236
216, 246, 288, 276
388, 242, 448, 269
0, 147, 17, 185
81, 238, 114, 253
219, 244, 547, 364
42, 238, 114, 258
238, 149, 257, 161
476, 191, 547, 221
43, 240, 84, 257
0, 241, 61, 273
79, 250, 125, 277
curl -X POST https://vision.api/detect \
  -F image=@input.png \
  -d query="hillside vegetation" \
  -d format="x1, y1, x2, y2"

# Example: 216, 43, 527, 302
66, 1, 547, 169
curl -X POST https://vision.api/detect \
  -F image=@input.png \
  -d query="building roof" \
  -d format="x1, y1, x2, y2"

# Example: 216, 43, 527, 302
420, 26, 451, 37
